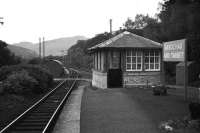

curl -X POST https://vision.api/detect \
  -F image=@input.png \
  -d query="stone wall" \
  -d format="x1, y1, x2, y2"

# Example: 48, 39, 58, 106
123, 71, 161, 87
92, 70, 107, 89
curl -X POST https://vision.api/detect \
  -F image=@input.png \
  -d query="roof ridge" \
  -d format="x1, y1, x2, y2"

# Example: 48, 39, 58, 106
101, 32, 125, 47
88, 31, 127, 50
129, 32, 161, 46
88, 31, 161, 51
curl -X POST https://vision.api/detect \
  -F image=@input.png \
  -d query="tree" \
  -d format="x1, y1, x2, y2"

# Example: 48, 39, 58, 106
123, 18, 135, 30
123, 15, 158, 30
65, 32, 112, 70
123, 15, 160, 41
158, 0, 200, 61
134, 14, 158, 29
0, 40, 21, 67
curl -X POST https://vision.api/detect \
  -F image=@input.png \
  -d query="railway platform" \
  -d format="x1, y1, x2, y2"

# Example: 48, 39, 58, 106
52, 81, 89, 133
80, 86, 189, 133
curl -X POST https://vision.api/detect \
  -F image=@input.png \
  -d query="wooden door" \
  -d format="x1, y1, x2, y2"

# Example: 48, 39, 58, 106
107, 69, 122, 88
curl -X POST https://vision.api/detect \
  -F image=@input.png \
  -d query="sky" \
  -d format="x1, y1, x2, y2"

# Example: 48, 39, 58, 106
0, 0, 161, 44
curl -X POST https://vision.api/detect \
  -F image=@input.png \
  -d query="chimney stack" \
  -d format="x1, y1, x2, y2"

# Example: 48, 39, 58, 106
109, 19, 112, 34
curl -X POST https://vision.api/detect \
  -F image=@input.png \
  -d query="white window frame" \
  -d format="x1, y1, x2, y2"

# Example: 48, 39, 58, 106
144, 50, 160, 71
126, 50, 143, 71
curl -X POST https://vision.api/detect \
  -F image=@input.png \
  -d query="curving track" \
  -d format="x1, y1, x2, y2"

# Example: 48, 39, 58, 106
0, 69, 79, 133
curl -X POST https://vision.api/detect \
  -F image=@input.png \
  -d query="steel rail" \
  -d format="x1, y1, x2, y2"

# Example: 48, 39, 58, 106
0, 69, 80, 133
0, 79, 66, 133
42, 74, 79, 133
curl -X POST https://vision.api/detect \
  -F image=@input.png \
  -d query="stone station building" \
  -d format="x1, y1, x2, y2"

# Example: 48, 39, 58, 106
89, 31, 163, 89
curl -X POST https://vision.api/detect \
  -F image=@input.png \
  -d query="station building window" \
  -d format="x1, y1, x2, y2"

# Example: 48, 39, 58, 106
144, 50, 160, 71
94, 51, 104, 71
126, 50, 142, 71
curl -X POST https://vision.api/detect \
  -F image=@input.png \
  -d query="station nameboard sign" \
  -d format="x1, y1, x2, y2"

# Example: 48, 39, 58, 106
163, 39, 186, 62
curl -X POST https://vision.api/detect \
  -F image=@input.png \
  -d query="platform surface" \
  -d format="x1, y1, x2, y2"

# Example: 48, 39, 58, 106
52, 82, 89, 133
80, 87, 189, 133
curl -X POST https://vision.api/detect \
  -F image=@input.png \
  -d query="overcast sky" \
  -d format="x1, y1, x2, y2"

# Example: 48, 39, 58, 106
0, 0, 161, 44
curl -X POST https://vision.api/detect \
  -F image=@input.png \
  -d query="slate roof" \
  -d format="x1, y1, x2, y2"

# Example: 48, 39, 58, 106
88, 31, 162, 51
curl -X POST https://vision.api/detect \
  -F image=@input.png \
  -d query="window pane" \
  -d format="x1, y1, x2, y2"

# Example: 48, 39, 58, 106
144, 57, 149, 63
155, 51, 159, 56
137, 52, 142, 56
150, 63, 154, 69
144, 51, 149, 56
150, 57, 154, 63
150, 51, 154, 56
127, 57, 131, 63
137, 64, 141, 69
145, 64, 149, 69
132, 57, 136, 63
127, 64, 131, 70
155, 57, 159, 63
155, 64, 159, 69
137, 57, 141, 63
127, 51, 131, 56
137, 57, 142, 63
132, 51, 136, 56
132, 63, 136, 69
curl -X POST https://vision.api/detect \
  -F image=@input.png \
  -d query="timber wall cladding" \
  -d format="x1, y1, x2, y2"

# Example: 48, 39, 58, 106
123, 71, 161, 86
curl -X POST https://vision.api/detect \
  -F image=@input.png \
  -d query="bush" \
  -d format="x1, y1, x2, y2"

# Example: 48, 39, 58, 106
152, 85, 168, 96
28, 57, 42, 65
0, 64, 53, 94
189, 102, 200, 120
2, 70, 38, 94
0, 82, 4, 94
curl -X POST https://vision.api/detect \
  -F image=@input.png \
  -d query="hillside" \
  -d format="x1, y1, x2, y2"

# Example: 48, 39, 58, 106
7, 45, 38, 59
13, 36, 87, 56
14, 42, 35, 50
65, 32, 112, 70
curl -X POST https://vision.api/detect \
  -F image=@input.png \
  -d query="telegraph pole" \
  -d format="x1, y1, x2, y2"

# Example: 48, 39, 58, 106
39, 37, 41, 58
42, 37, 45, 58
0, 17, 4, 25
184, 39, 188, 101
60, 50, 65, 65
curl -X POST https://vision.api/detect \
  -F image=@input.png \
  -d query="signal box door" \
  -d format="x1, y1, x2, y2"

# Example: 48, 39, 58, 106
107, 69, 122, 88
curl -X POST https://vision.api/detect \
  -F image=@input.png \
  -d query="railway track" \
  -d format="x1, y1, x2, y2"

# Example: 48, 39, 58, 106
0, 70, 79, 133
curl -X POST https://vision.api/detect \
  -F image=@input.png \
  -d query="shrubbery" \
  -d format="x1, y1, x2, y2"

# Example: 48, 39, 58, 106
0, 64, 53, 94
2, 70, 38, 94
28, 57, 43, 65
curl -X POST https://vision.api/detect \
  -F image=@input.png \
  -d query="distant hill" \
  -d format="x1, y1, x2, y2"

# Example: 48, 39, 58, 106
7, 45, 38, 59
14, 42, 35, 51
13, 36, 87, 56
